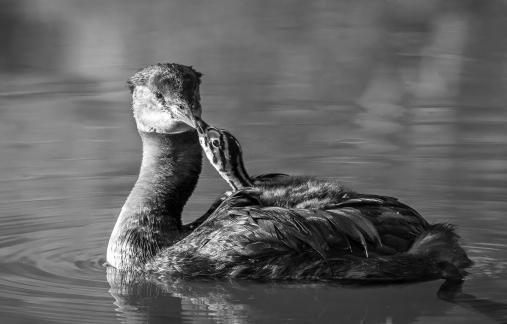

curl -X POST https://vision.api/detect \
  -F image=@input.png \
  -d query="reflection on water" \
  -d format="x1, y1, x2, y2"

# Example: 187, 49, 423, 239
1, 0, 507, 323
107, 269, 454, 324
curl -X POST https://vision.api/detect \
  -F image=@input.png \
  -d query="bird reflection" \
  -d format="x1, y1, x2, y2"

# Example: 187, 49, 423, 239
108, 268, 507, 323
107, 267, 463, 324
438, 280, 507, 324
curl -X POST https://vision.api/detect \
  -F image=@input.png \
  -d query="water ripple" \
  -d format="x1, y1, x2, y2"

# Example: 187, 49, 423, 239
0, 217, 114, 323
464, 242, 507, 279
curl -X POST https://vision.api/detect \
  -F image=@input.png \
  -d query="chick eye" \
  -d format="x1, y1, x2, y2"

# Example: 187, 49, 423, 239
211, 139, 221, 148
155, 92, 164, 100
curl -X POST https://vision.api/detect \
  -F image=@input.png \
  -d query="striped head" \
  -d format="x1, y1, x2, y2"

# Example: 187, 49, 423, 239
196, 119, 253, 190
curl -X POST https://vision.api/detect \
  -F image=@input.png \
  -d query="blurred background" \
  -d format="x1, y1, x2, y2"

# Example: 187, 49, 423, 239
1, 0, 507, 323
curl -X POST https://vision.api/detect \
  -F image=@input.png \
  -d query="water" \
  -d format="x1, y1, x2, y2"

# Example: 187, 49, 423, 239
1, 0, 507, 323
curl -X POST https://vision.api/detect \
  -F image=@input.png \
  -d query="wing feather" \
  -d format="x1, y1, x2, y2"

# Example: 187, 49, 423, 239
326, 208, 382, 247
320, 210, 369, 256
184, 187, 429, 263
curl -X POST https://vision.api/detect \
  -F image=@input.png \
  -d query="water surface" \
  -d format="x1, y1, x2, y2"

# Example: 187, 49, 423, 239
1, 1, 507, 323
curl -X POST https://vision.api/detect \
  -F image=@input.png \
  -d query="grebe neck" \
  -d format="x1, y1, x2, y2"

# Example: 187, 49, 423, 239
222, 157, 252, 190
107, 130, 202, 270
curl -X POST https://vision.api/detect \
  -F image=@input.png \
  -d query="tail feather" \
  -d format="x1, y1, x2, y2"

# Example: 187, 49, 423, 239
408, 223, 472, 279
408, 223, 458, 253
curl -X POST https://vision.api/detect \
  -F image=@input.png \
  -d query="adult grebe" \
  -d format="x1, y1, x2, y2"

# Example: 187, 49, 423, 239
109, 63, 471, 281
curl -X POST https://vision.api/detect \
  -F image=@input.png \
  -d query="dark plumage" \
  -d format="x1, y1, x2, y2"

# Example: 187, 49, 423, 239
108, 63, 472, 282
146, 190, 470, 281
127, 63, 202, 94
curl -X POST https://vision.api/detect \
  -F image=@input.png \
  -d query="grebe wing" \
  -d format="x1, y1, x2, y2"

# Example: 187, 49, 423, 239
182, 193, 232, 232
176, 189, 429, 265
203, 190, 429, 256
175, 190, 387, 261
329, 192, 428, 226
324, 193, 430, 253
182, 186, 263, 233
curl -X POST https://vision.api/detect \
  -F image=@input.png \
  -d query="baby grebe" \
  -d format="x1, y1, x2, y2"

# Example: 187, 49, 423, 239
108, 63, 471, 281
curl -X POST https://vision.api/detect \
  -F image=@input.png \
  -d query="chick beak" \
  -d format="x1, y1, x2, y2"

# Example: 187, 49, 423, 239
195, 118, 210, 135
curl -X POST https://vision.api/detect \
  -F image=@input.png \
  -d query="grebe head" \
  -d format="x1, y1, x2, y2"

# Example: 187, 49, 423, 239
128, 63, 202, 134
196, 119, 253, 190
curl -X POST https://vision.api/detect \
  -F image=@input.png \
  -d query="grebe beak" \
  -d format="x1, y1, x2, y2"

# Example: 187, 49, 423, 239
165, 102, 198, 128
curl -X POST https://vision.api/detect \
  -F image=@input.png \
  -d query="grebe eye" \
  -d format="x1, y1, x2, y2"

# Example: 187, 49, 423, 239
211, 139, 220, 148
155, 92, 164, 100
